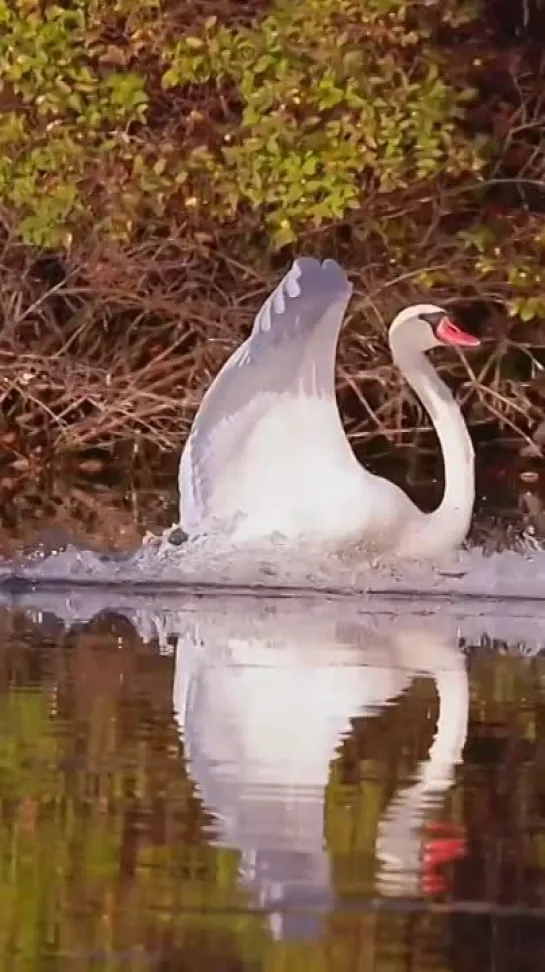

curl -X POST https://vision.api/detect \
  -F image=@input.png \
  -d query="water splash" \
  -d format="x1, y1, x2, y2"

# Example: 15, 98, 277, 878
1, 524, 545, 600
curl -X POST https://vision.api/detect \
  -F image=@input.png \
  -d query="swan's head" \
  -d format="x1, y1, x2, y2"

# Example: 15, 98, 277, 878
389, 304, 481, 354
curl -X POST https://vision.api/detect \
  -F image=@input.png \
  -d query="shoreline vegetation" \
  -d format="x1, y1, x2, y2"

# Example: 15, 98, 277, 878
0, 0, 545, 483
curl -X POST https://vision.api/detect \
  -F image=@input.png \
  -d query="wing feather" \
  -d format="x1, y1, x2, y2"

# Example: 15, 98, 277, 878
179, 258, 353, 531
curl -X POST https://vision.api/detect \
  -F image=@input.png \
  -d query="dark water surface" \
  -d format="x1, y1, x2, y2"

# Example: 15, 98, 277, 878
1, 594, 545, 971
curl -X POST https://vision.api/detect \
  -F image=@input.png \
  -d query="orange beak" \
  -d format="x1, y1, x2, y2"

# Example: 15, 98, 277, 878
436, 316, 481, 348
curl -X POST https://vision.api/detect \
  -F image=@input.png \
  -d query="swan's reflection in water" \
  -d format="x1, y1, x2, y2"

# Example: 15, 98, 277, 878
10, 586, 545, 942
168, 603, 469, 938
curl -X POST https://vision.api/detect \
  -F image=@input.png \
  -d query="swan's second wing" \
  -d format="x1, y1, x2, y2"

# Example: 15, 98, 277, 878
179, 257, 353, 531
248, 256, 352, 361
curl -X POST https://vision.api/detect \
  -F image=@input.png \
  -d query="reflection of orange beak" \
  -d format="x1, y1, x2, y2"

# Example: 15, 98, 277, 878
422, 822, 467, 895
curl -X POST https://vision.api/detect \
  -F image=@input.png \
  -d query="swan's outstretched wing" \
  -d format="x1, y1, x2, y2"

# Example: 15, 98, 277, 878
179, 258, 353, 532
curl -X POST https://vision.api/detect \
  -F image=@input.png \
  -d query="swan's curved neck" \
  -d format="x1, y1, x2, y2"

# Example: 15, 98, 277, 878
390, 325, 475, 554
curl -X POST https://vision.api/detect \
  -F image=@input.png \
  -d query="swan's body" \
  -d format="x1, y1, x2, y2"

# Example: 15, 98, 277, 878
179, 258, 480, 558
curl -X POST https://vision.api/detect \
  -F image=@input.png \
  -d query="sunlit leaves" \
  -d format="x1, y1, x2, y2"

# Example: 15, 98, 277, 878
160, 1, 481, 245
0, 0, 488, 250
0, 0, 159, 246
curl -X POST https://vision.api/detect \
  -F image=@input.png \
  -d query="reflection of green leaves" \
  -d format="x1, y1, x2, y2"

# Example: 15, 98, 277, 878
0, 666, 267, 969
1, 621, 545, 970
0, 692, 59, 798
0, 689, 119, 965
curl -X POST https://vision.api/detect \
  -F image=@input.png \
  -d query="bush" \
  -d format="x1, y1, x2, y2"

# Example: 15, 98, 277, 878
0, 0, 544, 469
161, 0, 481, 246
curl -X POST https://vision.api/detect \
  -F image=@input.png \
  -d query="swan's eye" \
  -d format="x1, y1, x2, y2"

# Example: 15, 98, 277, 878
435, 316, 481, 348
419, 310, 445, 330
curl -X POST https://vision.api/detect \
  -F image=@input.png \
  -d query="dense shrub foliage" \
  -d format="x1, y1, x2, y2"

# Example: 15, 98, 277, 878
0, 0, 544, 465
0, 0, 481, 247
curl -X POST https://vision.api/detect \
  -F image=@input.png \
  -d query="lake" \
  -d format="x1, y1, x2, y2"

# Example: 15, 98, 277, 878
0, 587, 544, 971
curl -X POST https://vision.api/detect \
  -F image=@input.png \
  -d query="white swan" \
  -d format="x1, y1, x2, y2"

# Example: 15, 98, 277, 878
179, 257, 480, 558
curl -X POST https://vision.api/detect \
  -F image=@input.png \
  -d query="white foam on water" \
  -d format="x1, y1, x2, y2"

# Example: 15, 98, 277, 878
2, 526, 545, 600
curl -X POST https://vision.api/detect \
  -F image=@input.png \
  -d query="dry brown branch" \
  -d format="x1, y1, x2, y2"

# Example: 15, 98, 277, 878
0, 224, 541, 475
